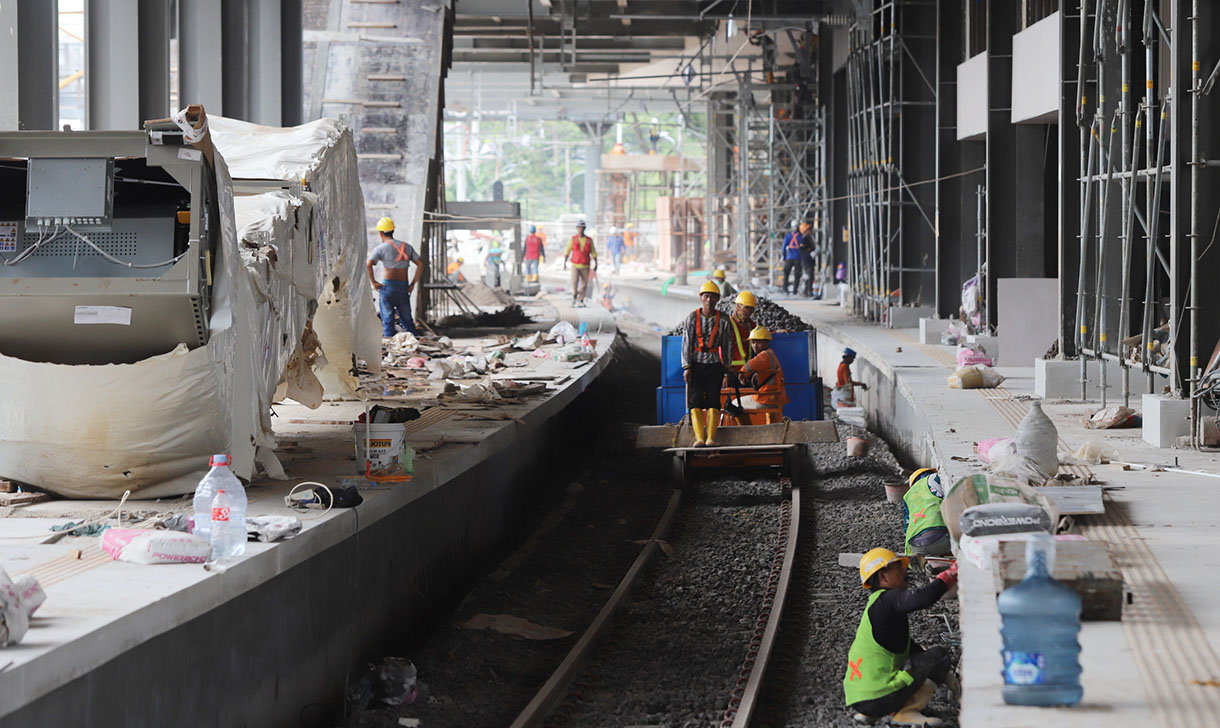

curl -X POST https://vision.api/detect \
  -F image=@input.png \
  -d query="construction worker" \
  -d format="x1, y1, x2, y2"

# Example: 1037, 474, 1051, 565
902, 469, 951, 557
711, 268, 737, 298
799, 222, 817, 297
845, 549, 958, 726
563, 221, 597, 307
681, 281, 733, 447
726, 290, 757, 372
446, 257, 466, 284
836, 348, 869, 403
485, 238, 503, 288
606, 226, 626, 274
523, 225, 545, 283
624, 222, 637, 261
367, 217, 424, 336
738, 326, 788, 423
782, 221, 803, 295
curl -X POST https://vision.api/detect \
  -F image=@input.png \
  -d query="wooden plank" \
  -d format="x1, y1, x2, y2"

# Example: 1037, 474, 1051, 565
0, 491, 48, 506
995, 538, 1124, 621
637, 420, 838, 449
1037, 485, 1105, 515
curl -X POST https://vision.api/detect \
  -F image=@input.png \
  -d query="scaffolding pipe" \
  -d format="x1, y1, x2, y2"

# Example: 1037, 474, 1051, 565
1142, 105, 1169, 392
1117, 105, 1146, 410
1076, 118, 1100, 401
1190, 0, 1201, 444
1095, 111, 1120, 407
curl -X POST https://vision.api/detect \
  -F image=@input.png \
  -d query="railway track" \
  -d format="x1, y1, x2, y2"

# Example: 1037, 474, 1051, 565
510, 476, 803, 728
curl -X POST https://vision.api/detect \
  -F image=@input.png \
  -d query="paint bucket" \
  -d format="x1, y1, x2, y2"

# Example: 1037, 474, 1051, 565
353, 422, 407, 470
883, 481, 909, 504
846, 436, 870, 457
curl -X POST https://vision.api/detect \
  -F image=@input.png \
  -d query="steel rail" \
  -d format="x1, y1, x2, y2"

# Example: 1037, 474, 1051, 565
722, 480, 801, 728
508, 488, 684, 728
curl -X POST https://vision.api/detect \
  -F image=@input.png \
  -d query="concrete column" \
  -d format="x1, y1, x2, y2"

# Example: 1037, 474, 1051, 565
583, 136, 601, 224
248, 0, 282, 126
137, 0, 171, 122
221, 0, 250, 121
0, 1, 58, 130
179, 0, 224, 113
280, 0, 303, 126
88, 0, 141, 130
1056, 2, 1083, 354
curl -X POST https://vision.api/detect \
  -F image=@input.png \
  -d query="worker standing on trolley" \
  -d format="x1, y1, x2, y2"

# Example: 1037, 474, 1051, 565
367, 217, 425, 336
681, 281, 733, 447
845, 549, 958, 726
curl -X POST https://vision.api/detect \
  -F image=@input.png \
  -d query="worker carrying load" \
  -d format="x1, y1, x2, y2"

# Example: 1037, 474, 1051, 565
736, 326, 788, 424
681, 281, 733, 447
711, 268, 737, 298
903, 469, 951, 557
845, 549, 958, 726
726, 290, 758, 371
367, 217, 425, 337
563, 220, 598, 307
833, 347, 869, 409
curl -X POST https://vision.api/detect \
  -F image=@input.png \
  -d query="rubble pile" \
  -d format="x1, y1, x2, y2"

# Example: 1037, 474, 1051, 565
438, 304, 532, 329
667, 295, 811, 335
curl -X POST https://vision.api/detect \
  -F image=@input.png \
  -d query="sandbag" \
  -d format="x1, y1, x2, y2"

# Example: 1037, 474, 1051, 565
1010, 401, 1059, 481
959, 502, 1054, 538
948, 364, 1004, 389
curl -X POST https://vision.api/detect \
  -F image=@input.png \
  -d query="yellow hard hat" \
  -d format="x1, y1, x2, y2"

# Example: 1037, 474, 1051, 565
699, 281, 722, 295
908, 467, 937, 487
748, 326, 772, 341
713, 268, 726, 279
859, 547, 909, 589
735, 290, 758, 307
376, 217, 395, 232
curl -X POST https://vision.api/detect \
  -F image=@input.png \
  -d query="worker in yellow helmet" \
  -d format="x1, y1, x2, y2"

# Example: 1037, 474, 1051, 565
710, 267, 737, 298
737, 326, 788, 424
902, 468, 950, 557
844, 548, 958, 726
367, 217, 425, 336
726, 290, 757, 372
681, 281, 733, 446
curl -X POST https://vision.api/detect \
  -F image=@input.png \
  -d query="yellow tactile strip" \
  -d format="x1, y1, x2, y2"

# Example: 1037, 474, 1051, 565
1078, 506, 1220, 726
15, 547, 112, 586
879, 326, 1220, 726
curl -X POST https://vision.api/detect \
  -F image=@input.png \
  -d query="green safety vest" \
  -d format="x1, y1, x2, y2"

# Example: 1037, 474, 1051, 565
903, 474, 947, 556
843, 589, 914, 705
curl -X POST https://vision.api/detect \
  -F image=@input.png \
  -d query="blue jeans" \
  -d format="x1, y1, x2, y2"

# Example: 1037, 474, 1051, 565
611, 250, 623, 272
379, 280, 417, 336
524, 258, 540, 277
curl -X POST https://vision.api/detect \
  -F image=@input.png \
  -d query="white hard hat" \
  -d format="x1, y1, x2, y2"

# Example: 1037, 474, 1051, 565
610, 226, 618, 233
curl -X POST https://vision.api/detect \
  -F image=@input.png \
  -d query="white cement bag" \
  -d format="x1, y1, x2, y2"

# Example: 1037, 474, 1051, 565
0, 565, 32, 646
101, 528, 212, 565
1010, 401, 1059, 481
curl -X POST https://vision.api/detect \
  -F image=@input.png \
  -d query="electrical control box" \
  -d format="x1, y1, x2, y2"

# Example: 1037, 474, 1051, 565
0, 128, 217, 365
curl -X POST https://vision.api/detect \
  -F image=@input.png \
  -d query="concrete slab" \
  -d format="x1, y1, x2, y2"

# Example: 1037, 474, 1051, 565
0, 296, 621, 726
1035, 357, 1159, 401
1141, 393, 1191, 448
888, 305, 935, 329
920, 317, 953, 345
997, 278, 1058, 366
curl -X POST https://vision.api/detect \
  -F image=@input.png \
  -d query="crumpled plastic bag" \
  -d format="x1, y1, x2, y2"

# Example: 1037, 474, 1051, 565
956, 345, 994, 368
512, 331, 545, 351
948, 364, 1004, 389
977, 437, 1016, 464
0, 566, 42, 646
548, 321, 579, 344
1072, 439, 1121, 465
941, 319, 968, 346
385, 332, 419, 356
246, 515, 302, 542
374, 657, 419, 706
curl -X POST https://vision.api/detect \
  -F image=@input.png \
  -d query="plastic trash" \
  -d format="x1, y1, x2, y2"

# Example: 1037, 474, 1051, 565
956, 345, 994, 367
977, 437, 1016, 464
0, 565, 41, 646
548, 320, 579, 344
246, 515, 302, 543
374, 657, 419, 706
1083, 405, 1136, 429
209, 490, 241, 563
1072, 439, 1121, 465
998, 533, 1083, 706
194, 454, 245, 546
941, 319, 968, 346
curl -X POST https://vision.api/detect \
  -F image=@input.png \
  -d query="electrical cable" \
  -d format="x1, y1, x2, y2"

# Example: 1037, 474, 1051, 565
63, 225, 189, 269
283, 481, 335, 521
1, 224, 62, 267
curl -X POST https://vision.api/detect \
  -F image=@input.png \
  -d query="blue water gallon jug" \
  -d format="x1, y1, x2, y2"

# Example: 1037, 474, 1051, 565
998, 533, 1083, 705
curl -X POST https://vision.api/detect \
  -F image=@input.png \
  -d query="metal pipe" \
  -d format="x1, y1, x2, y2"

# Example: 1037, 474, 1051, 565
1076, 118, 1100, 401
1117, 105, 1146, 410
1095, 111, 1120, 407
1190, 0, 1201, 444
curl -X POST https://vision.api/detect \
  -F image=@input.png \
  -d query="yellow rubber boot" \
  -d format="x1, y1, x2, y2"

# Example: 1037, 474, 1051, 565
705, 408, 720, 446
689, 409, 706, 446
890, 681, 942, 727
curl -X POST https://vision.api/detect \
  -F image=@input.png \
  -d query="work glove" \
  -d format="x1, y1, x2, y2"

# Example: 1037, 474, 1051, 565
935, 562, 959, 590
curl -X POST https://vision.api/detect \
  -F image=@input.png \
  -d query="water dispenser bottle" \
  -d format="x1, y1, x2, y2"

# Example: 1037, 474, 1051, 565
998, 533, 1083, 706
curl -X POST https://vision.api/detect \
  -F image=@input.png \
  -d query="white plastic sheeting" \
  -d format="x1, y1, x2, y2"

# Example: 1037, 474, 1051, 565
0, 114, 378, 499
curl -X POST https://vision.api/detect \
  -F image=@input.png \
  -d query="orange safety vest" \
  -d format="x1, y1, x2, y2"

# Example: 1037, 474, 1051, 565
747, 349, 788, 406
694, 310, 723, 360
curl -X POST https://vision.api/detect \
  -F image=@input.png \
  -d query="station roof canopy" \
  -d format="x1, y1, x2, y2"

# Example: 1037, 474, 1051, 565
447, 0, 855, 123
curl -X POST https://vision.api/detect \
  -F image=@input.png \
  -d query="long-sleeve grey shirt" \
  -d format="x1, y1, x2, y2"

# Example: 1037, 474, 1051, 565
680, 308, 733, 368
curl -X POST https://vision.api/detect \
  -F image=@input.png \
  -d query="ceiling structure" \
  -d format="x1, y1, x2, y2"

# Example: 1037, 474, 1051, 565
446, 0, 856, 122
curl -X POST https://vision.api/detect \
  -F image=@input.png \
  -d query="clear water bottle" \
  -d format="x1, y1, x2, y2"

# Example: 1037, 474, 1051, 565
194, 454, 237, 541
998, 533, 1083, 705
209, 489, 237, 562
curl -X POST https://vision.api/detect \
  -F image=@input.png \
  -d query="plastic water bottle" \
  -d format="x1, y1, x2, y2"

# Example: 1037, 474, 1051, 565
998, 533, 1083, 705
209, 490, 237, 562
194, 454, 247, 557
